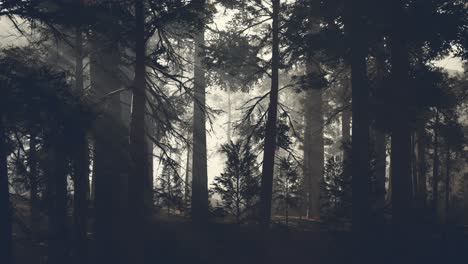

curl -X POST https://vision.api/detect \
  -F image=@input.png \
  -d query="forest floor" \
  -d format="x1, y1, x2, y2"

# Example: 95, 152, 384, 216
11, 211, 468, 264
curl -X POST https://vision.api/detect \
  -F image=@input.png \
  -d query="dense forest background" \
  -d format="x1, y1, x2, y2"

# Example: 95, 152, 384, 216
0, 0, 467, 264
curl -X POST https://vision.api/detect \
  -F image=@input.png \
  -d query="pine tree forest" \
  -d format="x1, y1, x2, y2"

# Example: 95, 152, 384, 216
0, 1, 467, 263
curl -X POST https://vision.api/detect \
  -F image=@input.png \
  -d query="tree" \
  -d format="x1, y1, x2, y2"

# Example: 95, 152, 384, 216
274, 156, 301, 226
302, 62, 325, 219
128, 0, 150, 263
71, 26, 89, 264
156, 158, 184, 214
259, 0, 280, 228
191, 0, 209, 224
388, 0, 413, 237
212, 140, 260, 224
346, 0, 372, 249
0, 92, 12, 264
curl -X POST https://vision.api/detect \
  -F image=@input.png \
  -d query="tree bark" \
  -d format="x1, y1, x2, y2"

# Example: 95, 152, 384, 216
444, 145, 450, 224
346, 0, 372, 247
389, 0, 413, 236
259, 0, 280, 228
91, 32, 129, 264
227, 85, 232, 142
416, 118, 427, 208
128, 0, 150, 263
28, 134, 39, 237
72, 27, 89, 264
191, 0, 209, 224
432, 111, 440, 222
341, 84, 351, 164
373, 129, 386, 210
0, 114, 12, 264
302, 62, 324, 220
185, 130, 192, 213
46, 136, 69, 264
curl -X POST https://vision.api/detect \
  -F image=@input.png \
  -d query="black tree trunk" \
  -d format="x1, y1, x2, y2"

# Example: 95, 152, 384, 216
0, 114, 12, 264
259, 0, 280, 228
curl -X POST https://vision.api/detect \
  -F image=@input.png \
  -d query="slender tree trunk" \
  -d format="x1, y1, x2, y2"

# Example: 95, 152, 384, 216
0, 114, 12, 264
302, 114, 310, 218
432, 111, 440, 222
374, 129, 386, 210
303, 62, 324, 220
236, 171, 240, 225
185, 132, 192, 213
444, 146, 450, 224
373, 40, 387, 211
341, 85, 351, 163
416, 118, 427, 208
72, 27, 89, 264
191, 0, 209, 223
145, 133, 154, 215
128, 0, 150, 263
259, 0, 280, 228
411, 134, 418, 199
227, 86, 232, 142
389, 0, 413, 241
29, 134, 39, 237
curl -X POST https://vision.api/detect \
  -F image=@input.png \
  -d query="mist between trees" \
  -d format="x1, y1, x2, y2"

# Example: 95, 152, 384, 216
0, 1, 467, 264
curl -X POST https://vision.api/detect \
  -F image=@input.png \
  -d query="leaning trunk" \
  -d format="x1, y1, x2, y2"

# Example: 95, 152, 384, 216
259, 0, 280, 228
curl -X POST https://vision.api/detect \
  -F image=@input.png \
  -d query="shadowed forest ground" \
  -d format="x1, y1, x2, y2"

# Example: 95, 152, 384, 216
12, 211, 468, 264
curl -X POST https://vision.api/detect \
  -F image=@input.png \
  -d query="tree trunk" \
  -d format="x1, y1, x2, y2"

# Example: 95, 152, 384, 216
373, 129, 386, 210
185, 131, 192, 213
128, 0, 150, 263
444, 145, 450, 224
191, 0, 209, 224
341, 85, 351, 164
29, 134, 39, 237
303, 62, 324, 220
91, 32, 129, 264
346, 0, 371, 247
411, 134, 417, 199
0, 114, 12, 264
72, 27, 89, 264
46, 136, 69, 264
416, 118, 427, 207
432, 111, 440, 222
389, 0, 413, 236
227, 85, 232, 142
259, 0, 280, 228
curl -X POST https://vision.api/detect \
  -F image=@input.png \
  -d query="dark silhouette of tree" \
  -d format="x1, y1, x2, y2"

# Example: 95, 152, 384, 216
191, 0, 209, 224
259, 0, 280, 228
0, 85, 12, 264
